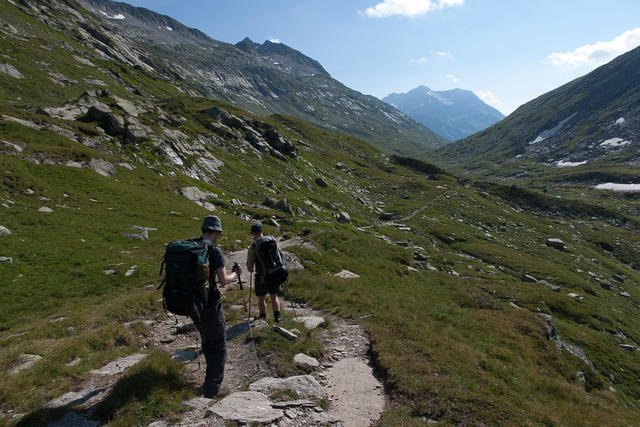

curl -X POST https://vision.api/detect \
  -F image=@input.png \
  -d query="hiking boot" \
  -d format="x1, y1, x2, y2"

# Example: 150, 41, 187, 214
204, 385, 229, 399
254, 313, 266, 321
274, 311, 281, 323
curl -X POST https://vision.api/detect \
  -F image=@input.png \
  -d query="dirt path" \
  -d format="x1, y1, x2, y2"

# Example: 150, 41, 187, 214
43, 238, 387, 426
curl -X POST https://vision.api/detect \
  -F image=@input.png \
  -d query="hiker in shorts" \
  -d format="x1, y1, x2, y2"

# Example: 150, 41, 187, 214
195, 215, 241, 398
246, 222, 282, 323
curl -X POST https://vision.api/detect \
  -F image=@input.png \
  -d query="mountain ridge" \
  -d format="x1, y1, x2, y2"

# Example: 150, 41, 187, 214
75, 0, 447, 155
383, 85, 504, 141
437, 46, 640, 176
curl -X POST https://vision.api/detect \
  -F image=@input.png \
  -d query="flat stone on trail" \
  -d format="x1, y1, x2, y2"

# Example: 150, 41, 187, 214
90, 353, 147, 375
249, 375, 326, 400
325, 357, 385, 427
172, 350, 198, 363
334, 269, 360, 279
294, 316, 325, 330
294, 353, 320, 368
211, 391, 283, 424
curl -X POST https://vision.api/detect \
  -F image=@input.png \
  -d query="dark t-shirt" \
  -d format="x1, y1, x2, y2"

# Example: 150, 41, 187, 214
193, 237, 225, 284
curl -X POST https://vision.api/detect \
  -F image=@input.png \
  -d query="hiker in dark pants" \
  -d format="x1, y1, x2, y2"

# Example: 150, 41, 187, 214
194, 215, 241, 398
246, 222, 282, 323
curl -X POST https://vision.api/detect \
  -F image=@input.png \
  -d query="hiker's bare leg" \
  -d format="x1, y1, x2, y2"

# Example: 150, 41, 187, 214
270, 294, 280, 313
258, 295, 267, 315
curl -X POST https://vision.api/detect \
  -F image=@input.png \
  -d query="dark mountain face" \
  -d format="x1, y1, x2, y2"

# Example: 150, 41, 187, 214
383, 86, 504, 141
75, 0, 447, 155
438, 46, 640, 174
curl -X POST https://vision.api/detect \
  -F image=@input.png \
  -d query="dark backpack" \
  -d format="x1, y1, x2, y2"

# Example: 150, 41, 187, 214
159, 240, 212, 317
255, 236, 288, 287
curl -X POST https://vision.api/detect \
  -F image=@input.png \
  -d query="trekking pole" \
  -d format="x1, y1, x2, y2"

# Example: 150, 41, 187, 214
237, 269, 260, 373
283, 279, 299, 320
249, 272, 253, 321
234, 262, 248, 312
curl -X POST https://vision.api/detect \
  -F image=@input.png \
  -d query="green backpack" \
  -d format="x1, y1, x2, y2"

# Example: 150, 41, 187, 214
159, 240, 212, 317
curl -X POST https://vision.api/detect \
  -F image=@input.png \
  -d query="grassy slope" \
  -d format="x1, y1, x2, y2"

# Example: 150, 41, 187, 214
1, 2, 640, 425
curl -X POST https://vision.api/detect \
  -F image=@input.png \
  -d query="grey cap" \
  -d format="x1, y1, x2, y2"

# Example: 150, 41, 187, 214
201, 215, 222, 232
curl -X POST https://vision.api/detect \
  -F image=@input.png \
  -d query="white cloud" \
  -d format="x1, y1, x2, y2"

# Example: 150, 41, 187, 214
476, 90, 501, 108
548, 27, 640, 67
268, 38, 281, 43
447, 74, 458, 83
362, 0, 463, 18
410, 57, 428, 64
436, 51, 453, 58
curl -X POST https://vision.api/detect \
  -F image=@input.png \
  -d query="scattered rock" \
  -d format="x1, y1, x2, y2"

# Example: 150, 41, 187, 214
89, 158, 115, 177
613, 274, 625, 283
294, 353, 320, 368
336, 162, 345, 169
172, 350, 198, 363
379, 212, 394, 220
210, 391, 283, 424
103, 269, 116, 275
315, 177, 328, 188
0, 226, 10, 236
521, 273, 537, 283
546, 238, 566, 250
537, 280, 561, 292
273, 325, 298, 340
0, 257, 13, 264
408, 266, 419, 273
182, 397, 212, 410
8, 354, 42, 375
90, 353, 147, 375
336, 211, 350, 224
249, 375, 326, 400
122, 230, 148, 240
38, 206, 53, 213
293, 316, 325, 330
620, 292, 631, 298
334, 269, 359, 279
619, 344, 636, 350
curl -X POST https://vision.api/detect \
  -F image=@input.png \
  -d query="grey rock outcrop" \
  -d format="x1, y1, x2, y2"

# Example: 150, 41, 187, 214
179, 186, 218, 211
8, 354, 42, 375
0, 63, 24, 79
124, 117, 147, 144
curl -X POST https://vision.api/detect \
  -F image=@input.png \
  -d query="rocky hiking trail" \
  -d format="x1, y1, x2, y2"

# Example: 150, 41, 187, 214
41, 238, 386, 426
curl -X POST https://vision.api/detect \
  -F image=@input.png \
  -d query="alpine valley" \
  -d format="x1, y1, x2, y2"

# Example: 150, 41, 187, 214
1, 0, 640, 426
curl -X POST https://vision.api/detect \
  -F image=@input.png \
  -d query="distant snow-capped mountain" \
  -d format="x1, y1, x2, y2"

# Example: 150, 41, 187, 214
383, 86, 504, 141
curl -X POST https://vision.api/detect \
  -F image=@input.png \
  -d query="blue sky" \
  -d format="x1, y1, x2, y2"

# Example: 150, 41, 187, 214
121, 0, 640, 115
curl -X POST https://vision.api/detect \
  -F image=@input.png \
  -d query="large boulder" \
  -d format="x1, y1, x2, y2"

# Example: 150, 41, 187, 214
102, 114, 126, 136
89, 158, 115, 177
546, 238, 565, 250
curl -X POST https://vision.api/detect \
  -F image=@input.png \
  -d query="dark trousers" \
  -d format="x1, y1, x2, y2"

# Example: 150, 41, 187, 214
191, 298, 226, 392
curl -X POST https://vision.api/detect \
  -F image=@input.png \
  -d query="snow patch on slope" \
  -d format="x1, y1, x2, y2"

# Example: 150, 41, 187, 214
595, 183, 640, 192
528, 112, 578, 145
600, 137, 631, 148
